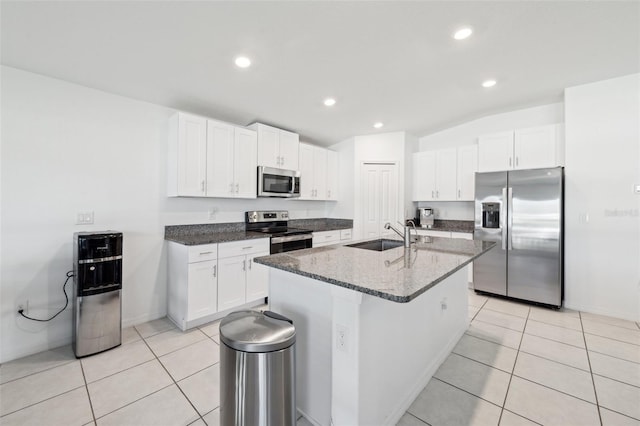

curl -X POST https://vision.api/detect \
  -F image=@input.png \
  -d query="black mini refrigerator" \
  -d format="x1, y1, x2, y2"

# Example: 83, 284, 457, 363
73, 231, 123, 357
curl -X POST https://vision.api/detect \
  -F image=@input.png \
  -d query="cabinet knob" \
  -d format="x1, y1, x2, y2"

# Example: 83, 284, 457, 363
515, 157, 519, 167
248, 259, 252, 270
201, 180, 205, 193
458, 189, 461, 198
242, 260, 246, 271
509, 157, 512, 167
213, 265, 217, 278
236, 183, 239, 193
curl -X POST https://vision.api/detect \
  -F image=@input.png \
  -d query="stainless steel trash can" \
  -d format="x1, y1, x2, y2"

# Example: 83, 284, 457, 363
220, 310, 296, 426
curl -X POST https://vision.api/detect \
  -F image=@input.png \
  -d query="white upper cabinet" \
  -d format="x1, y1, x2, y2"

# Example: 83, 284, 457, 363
249, 123, 300, 170
168, 112, 208, 196
477, 131, 514, 173
413, 151, 436, 201
478, 124, 563, 172
456, 145, 478, 201
299, 143, 333, 201
435, 148, 457, 200
514, 124, 563, 170
168, 112, 257, 198
326, 149, 339, 201
205, 119, 257, 198
412, 149, 457, 201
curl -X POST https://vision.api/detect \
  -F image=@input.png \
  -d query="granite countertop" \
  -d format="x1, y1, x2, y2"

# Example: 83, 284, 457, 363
253, 237, 495, 303
417, 220, 474, 233
166, 231, 271, 245
164, 218, 354, 246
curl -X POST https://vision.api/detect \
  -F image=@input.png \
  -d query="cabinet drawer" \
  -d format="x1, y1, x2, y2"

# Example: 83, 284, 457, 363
188, 244, 218, 263
313, 230, 341, 247
340, 229, 353, 240
218, 238, 270, 258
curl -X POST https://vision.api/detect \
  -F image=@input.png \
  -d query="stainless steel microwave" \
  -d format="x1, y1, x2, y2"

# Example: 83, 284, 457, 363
257, 166, 301, 198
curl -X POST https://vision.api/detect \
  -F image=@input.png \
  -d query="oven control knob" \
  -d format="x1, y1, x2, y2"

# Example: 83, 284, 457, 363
248, 212, 258, 221
282, 212, 288, 219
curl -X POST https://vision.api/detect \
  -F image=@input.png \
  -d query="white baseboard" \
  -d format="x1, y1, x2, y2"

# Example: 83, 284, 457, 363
563, 302, 639, 322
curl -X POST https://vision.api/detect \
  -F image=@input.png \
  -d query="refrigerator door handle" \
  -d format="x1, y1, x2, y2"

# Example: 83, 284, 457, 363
507, 187, 514, 250
501, 187, 508, 250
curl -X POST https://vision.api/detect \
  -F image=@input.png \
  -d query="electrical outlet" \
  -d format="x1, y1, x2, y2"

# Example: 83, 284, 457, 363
336, 324, 348, 352
76, 211, 94, 225
17, 300, 29, 315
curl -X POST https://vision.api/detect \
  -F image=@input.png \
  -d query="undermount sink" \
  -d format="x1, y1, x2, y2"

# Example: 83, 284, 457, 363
346, 239, 405, 252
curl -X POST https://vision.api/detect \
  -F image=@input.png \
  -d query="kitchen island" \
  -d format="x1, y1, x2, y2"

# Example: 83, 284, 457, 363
254, 237, 495, 426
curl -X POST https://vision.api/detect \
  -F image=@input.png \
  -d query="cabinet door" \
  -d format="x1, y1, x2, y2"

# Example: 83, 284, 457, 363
298, 143, 315, 199
435, 148, 457, 200
206, 120, 235, 197
412, 151, 436, 201
187, 260, 217, 321
256, 124, 280, 168
478, 131, 514, 172
279, 129, 300, 170
177, 113, 207, 196
246, 253, 269, 301
217, 256, 247, 311
326, 150, 338, 200
514, 124, 559, 169
313, 146, 328, 200
234, 128, 258, 198
456, 145, 478, 201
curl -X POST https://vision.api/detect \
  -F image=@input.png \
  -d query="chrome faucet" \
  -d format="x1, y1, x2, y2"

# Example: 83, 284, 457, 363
384, 221, 416, 248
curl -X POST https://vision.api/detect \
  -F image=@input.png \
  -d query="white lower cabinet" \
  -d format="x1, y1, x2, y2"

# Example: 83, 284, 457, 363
313, 230, 342, 247
167, 238, 269, 330
218, 238, 270, 310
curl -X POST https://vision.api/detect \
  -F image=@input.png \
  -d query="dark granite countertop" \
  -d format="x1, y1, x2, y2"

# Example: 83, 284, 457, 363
164, 218, 353, 245
416, 220, 474, 233
254, 237, 495, 303
289, 218, 353, 232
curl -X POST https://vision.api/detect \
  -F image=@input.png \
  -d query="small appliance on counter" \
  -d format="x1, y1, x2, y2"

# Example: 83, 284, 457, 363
416, 208, 434, 228
73, 231, 123, 357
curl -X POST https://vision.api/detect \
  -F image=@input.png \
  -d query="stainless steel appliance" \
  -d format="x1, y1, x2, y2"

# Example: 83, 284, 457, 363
220, 310, 296, 426
246, 211, 312, 254
257, 166, 301, 198
417, 208, 434, 228
73, 231, 123, 357
474, 167, 563, 307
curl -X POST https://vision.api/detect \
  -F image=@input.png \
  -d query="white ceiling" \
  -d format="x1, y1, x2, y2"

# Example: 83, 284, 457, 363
2, 1, 639, 146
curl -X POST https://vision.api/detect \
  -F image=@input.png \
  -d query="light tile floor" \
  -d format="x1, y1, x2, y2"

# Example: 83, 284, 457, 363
1, 295, 639, 426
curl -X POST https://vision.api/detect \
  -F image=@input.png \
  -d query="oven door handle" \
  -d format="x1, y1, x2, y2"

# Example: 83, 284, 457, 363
271, 234, 313, 244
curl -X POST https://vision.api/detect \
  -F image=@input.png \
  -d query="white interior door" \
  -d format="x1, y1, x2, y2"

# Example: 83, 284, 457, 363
361, 163, 399, 239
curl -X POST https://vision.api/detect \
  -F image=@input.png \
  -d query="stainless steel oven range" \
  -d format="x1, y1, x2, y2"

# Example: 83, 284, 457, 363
245, 211, 313, 254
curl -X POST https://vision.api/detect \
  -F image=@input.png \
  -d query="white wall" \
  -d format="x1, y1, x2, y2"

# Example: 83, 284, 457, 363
0, 67, 333, 362
329, 132, 417, 239
419, 102, 564, 150
564, 73, 640, 321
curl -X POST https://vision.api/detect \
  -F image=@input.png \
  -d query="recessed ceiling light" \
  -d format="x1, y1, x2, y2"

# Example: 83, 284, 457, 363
373, 122, 384, 129
482, 79, 497, 88
324, 98, 336, 107
453, 27, 473, 40
235, 56, 251, 68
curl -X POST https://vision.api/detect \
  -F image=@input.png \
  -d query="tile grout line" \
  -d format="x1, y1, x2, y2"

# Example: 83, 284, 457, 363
0, 383, 88, 419
79, 360, 98, 425
591, 372, 640, 390
0, 357, 77, 386
579, 311, 604, 426
405, 411, 431, 425
582, 331, 640, 348
497, 304, 530, 425
431, 376, 504, 410
140, 330, 209, 425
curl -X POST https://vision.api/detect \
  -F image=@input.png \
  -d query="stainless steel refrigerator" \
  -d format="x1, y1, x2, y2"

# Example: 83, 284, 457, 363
473, 167, 563, 307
